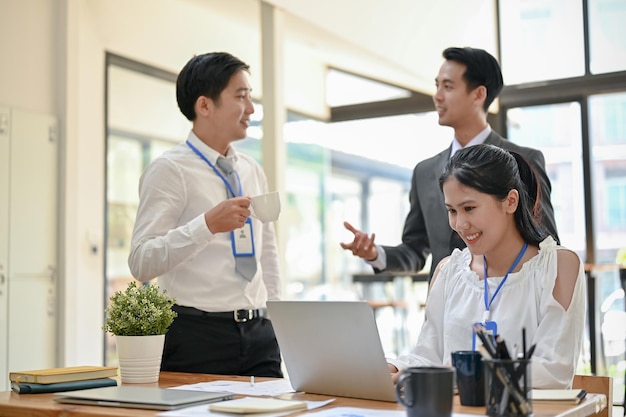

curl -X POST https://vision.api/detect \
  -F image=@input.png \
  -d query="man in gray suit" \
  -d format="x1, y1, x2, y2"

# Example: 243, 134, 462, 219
341, 47, 559, 278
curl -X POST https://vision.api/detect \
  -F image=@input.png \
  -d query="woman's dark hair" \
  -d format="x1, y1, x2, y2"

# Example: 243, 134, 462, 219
438, 144, 544, 245
176, 52, 250, 121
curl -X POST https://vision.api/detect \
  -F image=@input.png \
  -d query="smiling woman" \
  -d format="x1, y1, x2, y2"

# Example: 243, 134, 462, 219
387, 144, 587, 390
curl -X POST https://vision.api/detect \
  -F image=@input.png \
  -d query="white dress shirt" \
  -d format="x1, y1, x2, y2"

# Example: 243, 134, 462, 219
387, 237, 586, 389
128, 131, 281, 312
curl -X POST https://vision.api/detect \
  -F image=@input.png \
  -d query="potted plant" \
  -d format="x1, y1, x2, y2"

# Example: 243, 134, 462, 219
103, 281, 177, 383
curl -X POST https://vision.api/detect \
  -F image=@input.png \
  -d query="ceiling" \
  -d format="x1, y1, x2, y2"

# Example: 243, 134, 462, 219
263, 0, 499, 95
178, 0, 499, 119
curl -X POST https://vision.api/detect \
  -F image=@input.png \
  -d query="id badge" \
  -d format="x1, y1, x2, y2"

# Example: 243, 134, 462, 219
231, 218, 255, 257
472, 320, 498, 350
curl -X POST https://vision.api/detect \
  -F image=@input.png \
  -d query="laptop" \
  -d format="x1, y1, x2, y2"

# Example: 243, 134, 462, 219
53, 386, 234, 410
267, 300, 397, 402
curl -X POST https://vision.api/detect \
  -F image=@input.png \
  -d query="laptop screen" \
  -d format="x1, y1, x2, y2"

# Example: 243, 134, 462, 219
267, 300, 397, 402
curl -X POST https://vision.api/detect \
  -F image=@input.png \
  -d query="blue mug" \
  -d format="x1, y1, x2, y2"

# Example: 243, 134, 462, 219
451, 350, 485, 406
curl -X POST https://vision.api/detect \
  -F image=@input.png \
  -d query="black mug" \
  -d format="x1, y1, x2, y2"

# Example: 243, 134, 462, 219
395, 366, 454, 417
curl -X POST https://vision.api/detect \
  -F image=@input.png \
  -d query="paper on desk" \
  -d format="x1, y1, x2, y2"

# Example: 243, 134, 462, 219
170, 379, 296, 396
157, 398, 334, 417
300, 408, 479, 417
301, 407, 405, 417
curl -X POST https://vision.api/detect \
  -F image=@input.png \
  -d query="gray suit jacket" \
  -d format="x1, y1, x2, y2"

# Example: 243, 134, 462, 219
380, 132, 559, 278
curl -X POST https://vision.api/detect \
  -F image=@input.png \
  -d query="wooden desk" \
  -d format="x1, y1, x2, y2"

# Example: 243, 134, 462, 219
0, 372, 607, 417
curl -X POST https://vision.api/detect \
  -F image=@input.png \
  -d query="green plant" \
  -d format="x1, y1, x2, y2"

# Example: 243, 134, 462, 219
103, 281, 177, 336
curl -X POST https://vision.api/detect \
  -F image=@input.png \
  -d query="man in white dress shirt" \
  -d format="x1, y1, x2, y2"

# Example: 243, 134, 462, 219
128, 52, 282, 377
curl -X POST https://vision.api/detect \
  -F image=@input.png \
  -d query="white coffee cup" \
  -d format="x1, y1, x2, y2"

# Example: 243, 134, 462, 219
250, 191, 281, 223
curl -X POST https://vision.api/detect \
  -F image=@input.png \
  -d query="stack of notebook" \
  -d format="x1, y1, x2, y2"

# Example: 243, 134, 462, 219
9, 365, 118, 394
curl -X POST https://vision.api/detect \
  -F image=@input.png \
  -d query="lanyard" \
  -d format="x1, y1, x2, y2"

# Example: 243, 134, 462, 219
186, 140, 242, 197
483, 242, 528, 316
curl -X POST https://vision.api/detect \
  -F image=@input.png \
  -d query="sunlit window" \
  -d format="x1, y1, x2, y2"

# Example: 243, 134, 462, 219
499, 0, 585, 84
326, 69, 411, 107
285, 113, 449, 170
589, 92, 626, 259
506, 102, 585, 257
589, 0, 626, 74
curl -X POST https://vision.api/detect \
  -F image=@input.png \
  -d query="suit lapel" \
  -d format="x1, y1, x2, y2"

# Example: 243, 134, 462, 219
434, 146, 451, 178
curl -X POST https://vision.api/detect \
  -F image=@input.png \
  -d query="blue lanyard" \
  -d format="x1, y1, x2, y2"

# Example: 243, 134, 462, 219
483, 242, 528, 314
186, 140, 242, 197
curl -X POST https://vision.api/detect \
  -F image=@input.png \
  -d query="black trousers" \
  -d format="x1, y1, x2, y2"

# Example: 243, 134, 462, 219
160, 309, 283, 378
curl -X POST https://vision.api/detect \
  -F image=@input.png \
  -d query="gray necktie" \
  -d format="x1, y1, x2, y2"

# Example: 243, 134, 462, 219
216, 156, 257, 281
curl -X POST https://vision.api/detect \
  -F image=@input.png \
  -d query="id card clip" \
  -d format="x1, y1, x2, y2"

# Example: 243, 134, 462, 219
472, 320, 497, 350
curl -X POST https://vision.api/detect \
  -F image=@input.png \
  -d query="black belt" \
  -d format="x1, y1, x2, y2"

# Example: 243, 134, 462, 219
173, 304, 268, 323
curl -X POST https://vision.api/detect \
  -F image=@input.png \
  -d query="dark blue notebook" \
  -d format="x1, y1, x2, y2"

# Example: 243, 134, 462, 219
11, 377, 117, 394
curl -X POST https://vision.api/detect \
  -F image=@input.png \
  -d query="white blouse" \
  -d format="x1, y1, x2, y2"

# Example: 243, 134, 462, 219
388, 236, 586, 388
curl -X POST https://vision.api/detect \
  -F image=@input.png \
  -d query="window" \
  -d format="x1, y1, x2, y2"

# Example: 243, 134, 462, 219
500, 0, 626, 386
589, 0, 626, 74
105, 56, 422, 362
326, 69, 411, 107
499, 0, 585, 84
507, 102, 585, 257
606, 177, 626, 228
590, 92, 626, 261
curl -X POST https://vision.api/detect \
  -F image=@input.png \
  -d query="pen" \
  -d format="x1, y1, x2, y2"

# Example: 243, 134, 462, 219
495, 335, 511, 359
250, 376, 254, 387
514, 342, 536, 384
525, 343, 536, 360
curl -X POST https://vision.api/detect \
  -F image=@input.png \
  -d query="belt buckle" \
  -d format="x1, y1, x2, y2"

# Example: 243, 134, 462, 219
234, 310, 253, 323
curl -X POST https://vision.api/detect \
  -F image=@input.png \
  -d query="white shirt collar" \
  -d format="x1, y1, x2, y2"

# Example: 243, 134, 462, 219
450, 125, 492, 159
186, 130, 238, 163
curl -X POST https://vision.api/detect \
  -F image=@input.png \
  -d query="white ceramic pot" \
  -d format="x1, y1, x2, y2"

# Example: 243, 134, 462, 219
115, 334, 165, 383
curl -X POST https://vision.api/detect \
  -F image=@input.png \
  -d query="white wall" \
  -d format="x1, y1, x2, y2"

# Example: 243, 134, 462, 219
0, 0, 57, 114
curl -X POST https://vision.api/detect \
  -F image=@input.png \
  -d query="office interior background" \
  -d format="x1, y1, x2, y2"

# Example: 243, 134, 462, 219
0, 0, 625, 404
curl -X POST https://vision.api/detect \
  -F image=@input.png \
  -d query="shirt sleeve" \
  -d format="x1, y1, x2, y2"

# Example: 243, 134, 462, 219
366, 244, 387, 270
128, 158, 214, 281
260, 220, 281, 300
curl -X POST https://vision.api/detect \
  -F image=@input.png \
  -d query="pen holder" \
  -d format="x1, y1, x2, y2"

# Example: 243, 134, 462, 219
483, 358, 532, 417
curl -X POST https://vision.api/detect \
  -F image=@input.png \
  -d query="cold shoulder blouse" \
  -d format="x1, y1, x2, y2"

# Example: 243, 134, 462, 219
388, 236, 586, 388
